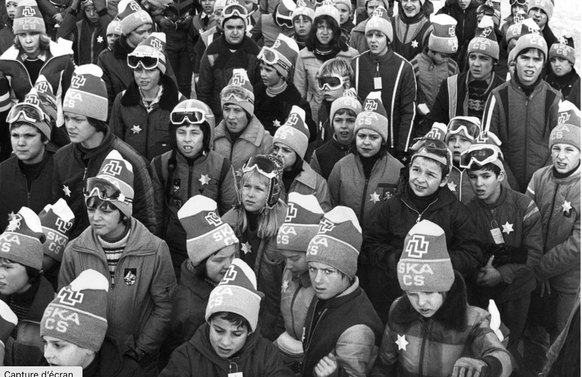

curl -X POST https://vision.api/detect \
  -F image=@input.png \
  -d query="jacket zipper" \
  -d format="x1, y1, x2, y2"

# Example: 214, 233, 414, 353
303, 303, 327, 357
187, 163, 193, 197
418, 318, 433, 376
90, 28, 96, 63
543, 183, 560, 251
360, 178, 370, 221
290, 286, 301, 339
401, 197, 439, 223
524, 97, 529, 187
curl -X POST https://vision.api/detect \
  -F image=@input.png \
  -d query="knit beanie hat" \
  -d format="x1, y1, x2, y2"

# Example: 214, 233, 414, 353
220, 68, 255, 117
8, 88, 51, 140
514, 31, 548, 62
63, 64, 108, 121
333, 0, 351, 12
398, 220, 454, 292
428, 14, 458, 55
277, 193, 324, 252
314, 0, 340, 27
550, 100, 581, 150
38, 199, 74, 263
85, 150, 134, 218
117, 0, 153, 35
365, 6, 392, 42
354, 91, 388, 142
178, 195, 239, 266
330, 88, 362, 124
306, 206, 361, 279
292, 3, 314, 21
32, 75, 58, 126
221, 0, 248, 29
274, 106, 310, 159
528, 0, 553, 21
549, 33, 575, 65
0, 301, 17, 348
106, 20, 122, 36
205, 258, 263, 332
128, 32, 167, 74
468, 16, 499, 60
477, 0, 501, 27
259, 33, 299, 79
505, 17, 539, 45
0, 207, 45, 270
240, 154, 284, 209
411, 138, 453, 173
40, 270, 109, 352
276, 0, 296, 24
13, 0, 45, 35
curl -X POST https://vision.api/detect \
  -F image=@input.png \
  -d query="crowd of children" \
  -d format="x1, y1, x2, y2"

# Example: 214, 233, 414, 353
0, 0, 577, 376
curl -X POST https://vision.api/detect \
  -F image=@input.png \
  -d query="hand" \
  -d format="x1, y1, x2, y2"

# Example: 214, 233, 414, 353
538, 279, 551, 297
53, 13, 64, 23
314, 353, 337, 377
451, 357, 488, 377
476, 256, 503, 287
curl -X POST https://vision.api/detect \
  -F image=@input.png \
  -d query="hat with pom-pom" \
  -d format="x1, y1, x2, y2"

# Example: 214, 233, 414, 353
549, 33, 575, 65
63, 64, 108, 121
274, 106, 311, 159
0, 207, 46, 270
477, 0, 501, 27
428, 14, 458, 55
38, 199, 74, 263
365, 6, 392, 42
468, 16, 499, 60
258, 33, 299, 79
314, 0, 340, 26
292, 2, 314, 21
221, 68, 255, 116
277, 193, 324, 252
117, 0, 153, 35
13, 0, 45, 35
354, 91, 388, 142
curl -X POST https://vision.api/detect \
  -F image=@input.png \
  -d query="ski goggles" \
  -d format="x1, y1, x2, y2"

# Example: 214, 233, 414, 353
127, 55, 159, 70
242, 155, 281, 179
84, 179, 133, 204
170, 108, 208, 125
6, 102, 49, 125
317, 74, 346, 90
275, 14, 293, 28
258, 47, 291, 71
509, 0, 527, 6
223, 3, 247, 19
221, 87, 254, 104
446, 118, 481, 141
459, 144, 503, 169
412, 139, 452, 168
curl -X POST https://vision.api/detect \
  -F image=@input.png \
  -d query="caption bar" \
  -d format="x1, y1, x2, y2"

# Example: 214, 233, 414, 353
0, 367, 82, 377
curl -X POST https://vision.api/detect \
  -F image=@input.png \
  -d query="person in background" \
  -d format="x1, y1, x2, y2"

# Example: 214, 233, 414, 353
333, 0, 354, 42
436, 0, 479, 70
527, 0, 556, 48
390, 0, 433, 61
291, 2, 314, 49
0, 0, 17, 55
191, 0, 225, 82
545, 34, 579, 100
349, 0, 389, 53
250, 0, 296, 48
106, 20, 122, 49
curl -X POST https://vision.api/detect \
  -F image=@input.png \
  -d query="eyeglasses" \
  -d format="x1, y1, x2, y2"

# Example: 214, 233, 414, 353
127, 55, 159, 70
242, 155, 281, 179
221, 87, 254, 104
447, 118, 481, 140
7, 102, 49, 125
459, 144, 503, 169
84, 179, 132, 204
258, 47, 291, 71
223, 3, 247, 19
170, 108, 208, 125
317, 74, 346, 90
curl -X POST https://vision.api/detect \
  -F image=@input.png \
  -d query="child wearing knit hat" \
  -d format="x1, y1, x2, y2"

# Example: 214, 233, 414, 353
249, 0, 295, 48
371, 220, 513, 377
106, 20, 122, 49
291, 2, 314, 48
527, 0, 556, 46
160, 258, 294, 376
333, 0, 355, 41
391, 0, 432, 62
310, 88, 362, 180
302, 206, 383, 377
545, 33, 579, 99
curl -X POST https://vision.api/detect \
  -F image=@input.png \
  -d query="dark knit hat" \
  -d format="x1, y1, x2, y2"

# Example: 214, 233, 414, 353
63, 64, 108, 121
0, 207, 45, 270
505, 17, 539, 45
38, 199, 74, 263
277, 193, 324, 252
13, 0, 45, 35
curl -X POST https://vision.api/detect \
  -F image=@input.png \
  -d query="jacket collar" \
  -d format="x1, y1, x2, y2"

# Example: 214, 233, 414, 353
317, 277, 360, 309
294, 161, 318, 190
215, 116, 267, 148
121, 75, 181, 110
206, 35, 260, 56
112, 36, 135, 60
1, 40, 72, 61
73, 126, 115, 160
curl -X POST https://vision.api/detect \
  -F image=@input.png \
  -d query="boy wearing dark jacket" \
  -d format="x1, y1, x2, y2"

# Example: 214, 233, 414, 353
436, 0, 480, 69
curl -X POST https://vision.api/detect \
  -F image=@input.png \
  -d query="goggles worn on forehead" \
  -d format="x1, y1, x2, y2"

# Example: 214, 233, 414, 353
242, 155, 281, 179
258, 47, 291, 71
127, 55, 159, 70
223, 3, 247, 18
170, 108, 208, 125
7, 102, 49, 125
459, 144, 503, 169
84, 179, 133, 204
447, 118, 481, 140
510, 0, 527, 6
221, 87, 254, 104
275, 15, 293, 28
317, 74, 346, 90
412, 138, 452, 166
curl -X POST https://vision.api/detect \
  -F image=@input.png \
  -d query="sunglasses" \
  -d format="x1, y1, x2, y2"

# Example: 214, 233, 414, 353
84, 179, 132, 204
127, 55, 159, 70
258, 47, 291, 71
459, 145, 503, 169
317, 74, 346, 90
170, 109, 208, 125
447, 118, 481, 140
7, 102, 49, 125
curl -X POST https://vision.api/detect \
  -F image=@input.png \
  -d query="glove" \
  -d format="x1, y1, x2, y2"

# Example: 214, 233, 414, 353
0, 301, 17, 347
452, 357, 488, 377
125, 346, 148, 364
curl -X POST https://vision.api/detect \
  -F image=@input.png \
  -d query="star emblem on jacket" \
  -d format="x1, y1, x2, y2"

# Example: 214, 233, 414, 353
501, 221, 513, 235
7, 212, 15, 223
199, 174, 211, 185
6, 216, 21, 232
562, 200, 572, 216
97, 35, 104, 44
411, 40, 419, 48
131, 125, 142, 134
370, 192, 380, 203
447, 181, 457, 192
63, 185, 71, 197
241, 242, 252, 254
273, 119, 282, 128
395, 334, 408, 351
282, 279, 289, 293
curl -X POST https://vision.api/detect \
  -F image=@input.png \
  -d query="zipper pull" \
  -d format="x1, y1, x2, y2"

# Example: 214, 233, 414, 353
416, 214, 421, 223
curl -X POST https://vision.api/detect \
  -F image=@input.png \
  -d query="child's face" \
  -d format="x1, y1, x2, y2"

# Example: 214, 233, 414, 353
294, 15, 312, 37
6, 1, 17, 20
273, 142, 298, 171
428, 50, 450, 65
366, 30, 388, 56
201, 0, 215, 14
401, 0, 421, 18
356, 129, 382, 157
550, 57, 573, 77
406, 291, 444, 318
334, 3, 351, 25
176, 124, 204, 159
409, 156, 447, 197
133, 67, 161, 92
280, 249, 308, 275
205, 245, 236, 284
551, 143, 581, 174
17, 32, 41, 58
209, 316, 250, 359
107, 33, 120, 48
43, 336, 94, 368
223, 104, 249, 133
0, 259, 31, 295
366, 0, 382, 18
516, 49, 544, 86
11, 123, 47, 165
241, 174, 269, 212
447, 134, 472, 163
332, 110, 356, 145
468, 168, 503, 204
528, 7, 548, 28
308, 261, 350, 300
316, 20, 333, 46
468, 52, 494, 81
259, 62, 283, 88
319, 74, 348, 102
457, 0, 470, 10
86, 200, 126, 241
84, 5, 99, 24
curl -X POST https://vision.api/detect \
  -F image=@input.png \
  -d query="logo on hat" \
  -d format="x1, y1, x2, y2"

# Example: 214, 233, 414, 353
205, 212, 223, 226
285, 203, 298, 222
286, 113, 299, 126
57, 287, 85, 306
149, 39, 163, 50
22, 6, 36, 16
221, 265, 238, 284
404, 235, 429, 258
448, 25, 456, 37
480, 27, 492, 37
231, 73, 246, 86
24, 95, 40, 107
371, 7, 383, 17
364, 100, 378, 111
558, 112, 571, 124
529, 34, 545, 47
71, 75, 86, 89
129, 1, 141, 11
273, 39, 281, 49
101, 161, 123, 176
319, 218, 336, 233
55, 217, 73, 234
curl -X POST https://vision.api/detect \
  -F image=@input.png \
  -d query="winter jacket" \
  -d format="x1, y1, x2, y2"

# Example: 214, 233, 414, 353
349, 19, 369, 54
411, 52, 458, 112
370, 272, 513, 377
302, 277, 383, 377
545, 68, 580, 100
467, 186, 543, 302
52, 126, 156, 240
447, 163, 518, 205
214, 115, 274, 171
482, 77, 561, 192
0, 147, 55, 231
282, 161, 331, 212
192, 26, 222, 75
110, 75, 186, 161
151, 148, 237, 274
328, 152, 403, 230
309, 136, 351, 180
390, 12, 432, 62
197, 35, 261, 119
0, 41, 75, 109
526, 165, 580, 294
160, 323, 294, 376
436, 0, 480, 68
426, 71, 505, 128
294, 47, 358, 125
222, 200, 287, 342
0, 19, 13, 56
58, 217, 177, 356
2, 277, 54, 366
352, 49, 416, 153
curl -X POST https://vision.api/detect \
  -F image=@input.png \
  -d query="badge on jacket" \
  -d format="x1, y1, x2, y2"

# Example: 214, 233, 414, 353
124, 268, 137, 286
